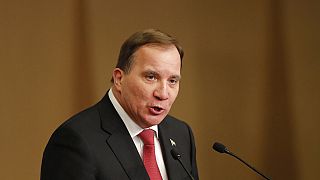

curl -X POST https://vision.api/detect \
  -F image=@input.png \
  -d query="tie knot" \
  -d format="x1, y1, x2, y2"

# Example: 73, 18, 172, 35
139, 129, 155, 145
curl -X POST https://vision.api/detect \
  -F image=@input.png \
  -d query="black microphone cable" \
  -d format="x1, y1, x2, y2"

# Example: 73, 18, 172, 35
170, 148, 195, 180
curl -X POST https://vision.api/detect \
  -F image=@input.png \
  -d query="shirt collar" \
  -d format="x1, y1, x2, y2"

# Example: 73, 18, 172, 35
108, 88, 159, 138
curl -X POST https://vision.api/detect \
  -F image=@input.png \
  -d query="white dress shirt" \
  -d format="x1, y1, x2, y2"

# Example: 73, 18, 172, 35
108, 89, 168, 180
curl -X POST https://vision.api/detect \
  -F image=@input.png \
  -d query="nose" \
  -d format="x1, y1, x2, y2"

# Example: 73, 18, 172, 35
154, 82, 169, 100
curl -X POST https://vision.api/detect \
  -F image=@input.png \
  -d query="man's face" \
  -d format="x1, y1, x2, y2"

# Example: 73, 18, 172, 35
113, 44, 181, 128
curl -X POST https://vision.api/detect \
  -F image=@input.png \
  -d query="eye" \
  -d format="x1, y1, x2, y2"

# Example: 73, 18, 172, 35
168, 78, 178, 85
146, 74, 156, 81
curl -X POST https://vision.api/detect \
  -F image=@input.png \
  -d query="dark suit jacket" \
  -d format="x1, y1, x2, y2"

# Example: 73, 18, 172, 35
41, 94, 198, 180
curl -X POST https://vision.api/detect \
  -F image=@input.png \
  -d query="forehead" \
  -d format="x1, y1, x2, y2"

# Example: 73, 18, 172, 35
134, 44, 180, 64
131, 45, 181, 77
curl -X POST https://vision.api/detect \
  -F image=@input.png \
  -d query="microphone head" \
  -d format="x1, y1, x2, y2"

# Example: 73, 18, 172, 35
212, 142, 228, 153
170, 148, 181, 160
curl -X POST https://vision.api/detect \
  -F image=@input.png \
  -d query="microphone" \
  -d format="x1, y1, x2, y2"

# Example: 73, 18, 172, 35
170, 148, 195, 180
212, 142, 271, 180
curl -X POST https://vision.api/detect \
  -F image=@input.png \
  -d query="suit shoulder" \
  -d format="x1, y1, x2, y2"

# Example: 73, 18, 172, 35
64, 103, 100, 127
49, 103, 102, 141
162, 115, 192, 131
165, 115, 189, 125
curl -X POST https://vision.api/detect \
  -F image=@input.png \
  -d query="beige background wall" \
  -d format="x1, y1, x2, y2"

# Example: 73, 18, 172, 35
1, 0, 319, 179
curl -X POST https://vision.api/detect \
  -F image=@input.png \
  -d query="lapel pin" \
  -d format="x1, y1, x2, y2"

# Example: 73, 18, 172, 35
170, 138, 176, 147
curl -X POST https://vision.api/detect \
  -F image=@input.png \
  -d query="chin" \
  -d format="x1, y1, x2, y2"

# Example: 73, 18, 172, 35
141, 119, 161, 127
142, 113, 167, 125
151, 118, 165, 125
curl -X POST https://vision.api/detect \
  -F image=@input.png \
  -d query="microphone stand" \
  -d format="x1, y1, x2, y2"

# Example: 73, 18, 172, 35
170, 149, 195, 180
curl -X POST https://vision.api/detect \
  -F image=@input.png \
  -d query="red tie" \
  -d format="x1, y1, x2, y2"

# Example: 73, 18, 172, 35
139, 129, 163, 180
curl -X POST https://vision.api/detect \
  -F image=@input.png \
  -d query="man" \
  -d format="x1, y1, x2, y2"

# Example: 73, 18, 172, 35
41, 29, 199, 180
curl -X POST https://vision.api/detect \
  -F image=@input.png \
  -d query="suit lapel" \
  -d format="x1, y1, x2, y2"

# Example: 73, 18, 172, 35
158, 118, 185, 180
98, 94, 149, 180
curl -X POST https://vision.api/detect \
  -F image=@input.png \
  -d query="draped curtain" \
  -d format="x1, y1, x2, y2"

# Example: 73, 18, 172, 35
1, 0, 319, 179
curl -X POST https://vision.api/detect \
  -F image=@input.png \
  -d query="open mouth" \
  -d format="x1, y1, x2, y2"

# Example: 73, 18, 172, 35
153, 106, 162, 111
149, 106, 164, 115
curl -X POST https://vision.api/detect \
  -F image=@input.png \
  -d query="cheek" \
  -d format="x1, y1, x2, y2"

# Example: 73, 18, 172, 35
126, 82, 149, 102
130, 80, 154, 95
170, 88, 179, 101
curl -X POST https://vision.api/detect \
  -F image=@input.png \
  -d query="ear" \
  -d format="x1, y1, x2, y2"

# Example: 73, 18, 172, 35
112, 68, 124, 91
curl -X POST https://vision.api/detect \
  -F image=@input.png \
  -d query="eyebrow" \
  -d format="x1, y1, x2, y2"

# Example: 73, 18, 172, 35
143, 70, 158, 76
143, 70, 181, 80
170, 75, 181, 80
